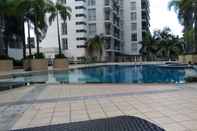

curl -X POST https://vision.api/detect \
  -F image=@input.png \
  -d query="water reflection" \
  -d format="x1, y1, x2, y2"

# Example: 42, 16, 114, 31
0, 65, 197, 87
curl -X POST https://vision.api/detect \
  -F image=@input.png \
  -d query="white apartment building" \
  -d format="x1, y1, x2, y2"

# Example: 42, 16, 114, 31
41, 0, 150, 62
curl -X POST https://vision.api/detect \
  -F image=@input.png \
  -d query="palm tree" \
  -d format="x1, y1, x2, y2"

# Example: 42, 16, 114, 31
15, 0, 35, 57
154, 28, 184, 60
0, 0, 20, 56
140, 32, 158, 61
169, 0, 197, 53
86, 35, 104, 62
48, 0, 71, 56
16, 0, 55, 57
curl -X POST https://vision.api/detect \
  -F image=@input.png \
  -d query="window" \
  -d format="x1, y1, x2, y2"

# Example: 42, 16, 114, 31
130, 2, 136, 10
88, 9, 96, 21
88, 0, 96, 6
88, 23, 96, 36
76, 29, 87, 33
131, 33, 137, 41
76, 21, 87, 25
60, 0, 66, 4
75, 6, 86, 10
105, 0, 110, 6
131, 12, 137, 21
131, 23, 137, 31
61, 23, 67, 35
76, 37, 87, 41
62, 38, 68, 50
131, 43, 138, 52
76, 14, 87, 18
77, 45, 86, 48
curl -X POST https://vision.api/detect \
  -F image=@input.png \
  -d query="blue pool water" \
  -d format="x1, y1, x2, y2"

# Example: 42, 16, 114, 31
0, 65, 197, 85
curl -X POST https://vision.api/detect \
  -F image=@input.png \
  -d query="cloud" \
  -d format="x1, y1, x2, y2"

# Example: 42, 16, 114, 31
149, 0, 183, 36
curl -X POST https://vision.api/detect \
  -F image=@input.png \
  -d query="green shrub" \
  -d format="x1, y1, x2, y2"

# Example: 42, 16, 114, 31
185, 76, 197, 83
34, 53, 45, 59
13, 59, 23, 67
25, 55, 34, 59
0, 55, 12, 60
55, 54, 66, 59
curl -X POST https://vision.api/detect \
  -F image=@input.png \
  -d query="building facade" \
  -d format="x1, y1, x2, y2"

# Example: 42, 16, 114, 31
41, 0, 150, 62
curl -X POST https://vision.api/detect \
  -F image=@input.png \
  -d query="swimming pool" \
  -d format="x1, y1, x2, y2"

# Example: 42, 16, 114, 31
0, 65, 197, 86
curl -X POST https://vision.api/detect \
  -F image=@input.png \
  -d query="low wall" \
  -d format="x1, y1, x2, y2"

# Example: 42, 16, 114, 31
0, 60, 13, 72
179, 54, 197, 64
53, 59, 68, 69
30, 59, 48, 71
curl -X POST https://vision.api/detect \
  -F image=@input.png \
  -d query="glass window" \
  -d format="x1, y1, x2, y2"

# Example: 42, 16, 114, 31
61, 23, 67, 35
131, 12, 137, 21
88, 0, 96, 6
88, 23, 96, 36
131, 23, 137, 31
130, 2, 136, 10
131, 33, 137, 41
88, 9, 96, 21
62, 38, 68, 50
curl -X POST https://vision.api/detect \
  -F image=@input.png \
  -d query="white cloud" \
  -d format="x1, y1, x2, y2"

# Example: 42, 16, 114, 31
149, 0, 184, 37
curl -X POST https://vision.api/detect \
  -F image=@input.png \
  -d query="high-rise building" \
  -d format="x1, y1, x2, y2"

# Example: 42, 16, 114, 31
41, 0, 150, 62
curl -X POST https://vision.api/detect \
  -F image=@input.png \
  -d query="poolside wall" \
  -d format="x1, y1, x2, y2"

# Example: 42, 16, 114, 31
0, 60, 13, 72
30, 59, 48, 71
53, 59, 69, 69
179, 55, 197, 64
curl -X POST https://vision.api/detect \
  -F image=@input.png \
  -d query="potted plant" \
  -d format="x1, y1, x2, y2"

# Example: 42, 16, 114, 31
30, 53, 48, 71
0, 55, 13, 72
53, 54, 68, 69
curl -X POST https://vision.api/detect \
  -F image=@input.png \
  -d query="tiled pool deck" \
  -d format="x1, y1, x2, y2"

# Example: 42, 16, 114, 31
0, 83, 197, 131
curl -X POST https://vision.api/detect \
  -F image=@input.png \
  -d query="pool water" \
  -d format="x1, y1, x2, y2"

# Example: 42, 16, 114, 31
1, 65, 197, 85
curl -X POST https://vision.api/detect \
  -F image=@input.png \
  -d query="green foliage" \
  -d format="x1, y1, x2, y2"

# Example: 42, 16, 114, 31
25, 55, 34, 59
13, 59, 23, 66
34, 53, 45, 59
140, 28, 184, 61
185, 76, 197, 83
55, 54, 66, 59
86, 35, 104, 62
0, 55, 12, 60
48, 2, 71, 25
169, 0, 197, 53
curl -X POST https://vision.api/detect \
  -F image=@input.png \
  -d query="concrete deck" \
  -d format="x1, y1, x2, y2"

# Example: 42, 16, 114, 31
0, 83, 197, 131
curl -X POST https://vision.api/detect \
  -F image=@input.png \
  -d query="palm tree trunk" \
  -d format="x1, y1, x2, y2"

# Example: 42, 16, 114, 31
22, 19, 26, 59
27, 19, 32, 56
35, 16, 40, 54
194, 7, 197, 53
56, 13, 62, 55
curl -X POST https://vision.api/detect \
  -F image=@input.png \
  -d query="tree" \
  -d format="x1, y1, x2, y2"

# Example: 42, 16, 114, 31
140, 32, 158, 61
16, 0, 55, 56
140, 28, 184, 61
169, 0, 197, 53
86, 35, 104, 62
48, 1, 71, 56
0, 0, 23, 56
154, 28, 184, 60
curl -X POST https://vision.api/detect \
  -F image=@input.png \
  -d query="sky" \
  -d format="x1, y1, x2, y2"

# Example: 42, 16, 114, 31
149, 0, 183, 37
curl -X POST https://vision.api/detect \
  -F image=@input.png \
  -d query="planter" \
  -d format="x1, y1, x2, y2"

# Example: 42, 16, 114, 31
30, 59, 48, 71
53, 58, 68, 69
23, 59, 32, 71
179, 54, 197, 64
0, 60, 13, 72
178, 55, 186, 64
